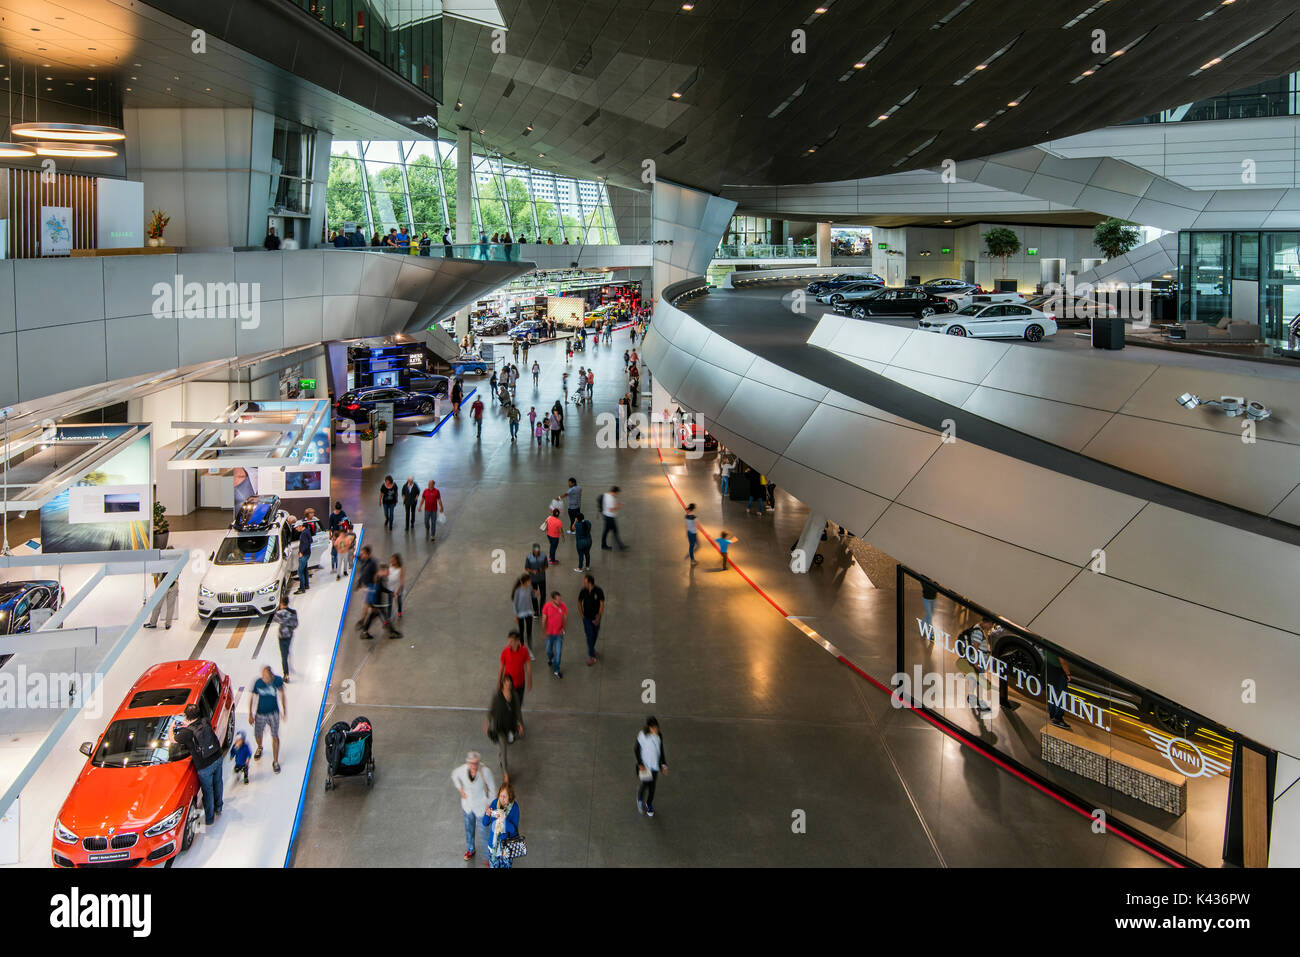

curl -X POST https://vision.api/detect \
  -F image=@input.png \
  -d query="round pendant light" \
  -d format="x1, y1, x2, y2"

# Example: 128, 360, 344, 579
10, 121, 125, 142
0, 142, 35, 157
31, 141, 118, 158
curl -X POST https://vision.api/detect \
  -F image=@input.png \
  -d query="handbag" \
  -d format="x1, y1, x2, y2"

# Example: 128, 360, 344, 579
500, 834, 527, 860
638, 767, 653, 782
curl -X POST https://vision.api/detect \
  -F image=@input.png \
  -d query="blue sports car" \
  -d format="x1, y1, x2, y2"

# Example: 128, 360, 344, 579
334, 382, 449, 425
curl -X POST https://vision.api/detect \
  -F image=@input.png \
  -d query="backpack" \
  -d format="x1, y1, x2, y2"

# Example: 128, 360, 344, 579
597, 493, 606, 513
188, 720, 223, 765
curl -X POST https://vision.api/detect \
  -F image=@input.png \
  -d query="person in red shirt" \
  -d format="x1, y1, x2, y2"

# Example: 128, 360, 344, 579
496, 630, 532, 732
470, 395, 485, 438
420, 480, 444, 541
544, 508, 564, 565
541, 591, 568, 679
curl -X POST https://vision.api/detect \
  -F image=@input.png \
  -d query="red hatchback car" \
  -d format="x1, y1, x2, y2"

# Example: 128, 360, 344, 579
52, 660, 234, 868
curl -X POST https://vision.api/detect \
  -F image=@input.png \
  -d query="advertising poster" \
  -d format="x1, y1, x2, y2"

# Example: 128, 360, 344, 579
40, 205, 73, 256
40, 426, 153, 551
897, 568, 1233, 866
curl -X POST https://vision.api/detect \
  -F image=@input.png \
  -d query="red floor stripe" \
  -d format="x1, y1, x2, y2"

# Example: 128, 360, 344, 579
655, 447, 1181, 868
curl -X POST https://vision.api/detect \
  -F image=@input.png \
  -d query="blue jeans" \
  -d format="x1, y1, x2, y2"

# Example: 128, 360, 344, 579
547, 535, 560, 561
382, 502, 396, 527
464, 810, 489, 855
575, 541, 591, 569
510, 421, 519, 440
686, 530, 697, 560
196, 760, 223, 825
748, 495, 765, 513
583, 618, 599, 658
297, 554, 309, 590
545, 633, 563, 672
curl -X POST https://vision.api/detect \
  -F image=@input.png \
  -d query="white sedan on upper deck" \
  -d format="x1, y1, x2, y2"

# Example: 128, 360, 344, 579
917, 301, 1058, 342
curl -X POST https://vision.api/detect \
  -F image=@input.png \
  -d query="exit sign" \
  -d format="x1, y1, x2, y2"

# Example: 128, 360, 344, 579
940, 247, 951, 254
1026, 248, 1039, 256
300, 378, 317, 389
877, 243, 888, 250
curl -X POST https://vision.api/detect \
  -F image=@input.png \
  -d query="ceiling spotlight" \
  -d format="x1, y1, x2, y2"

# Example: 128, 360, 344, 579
814, 5, 828, 12
877, 114, 890, 121
478, 129, 486, 134
1007, 100, 1020, 107
681, 2, 694, 9
671, 91, 682, 98
853, 62, 866, 69
1176, 392, 1201, 409
974, 63, 987, 70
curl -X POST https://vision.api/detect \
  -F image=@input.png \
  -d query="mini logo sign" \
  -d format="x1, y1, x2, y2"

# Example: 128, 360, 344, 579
1142, 728, 1229, 779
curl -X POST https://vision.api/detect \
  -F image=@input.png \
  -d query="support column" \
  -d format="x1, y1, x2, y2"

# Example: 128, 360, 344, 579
454, 128, 474, 342
816, 222, 832, 267
791, 511, 827, 574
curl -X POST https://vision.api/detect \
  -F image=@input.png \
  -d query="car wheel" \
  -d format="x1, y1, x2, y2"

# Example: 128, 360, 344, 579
994, 637, 1043, 691
1024, 324, 1044, 343
223, 713, 234, 750
851, 306, 866, 319
921, 307, 936, 318
419, 400, 434, 415
180, 795, 200, 852
830, 294, 843, 304
946, 326, 967, 337
944, 301, 957, 313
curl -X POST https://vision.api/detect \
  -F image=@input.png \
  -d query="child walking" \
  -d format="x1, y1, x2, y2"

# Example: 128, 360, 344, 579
715, 531, 738, 569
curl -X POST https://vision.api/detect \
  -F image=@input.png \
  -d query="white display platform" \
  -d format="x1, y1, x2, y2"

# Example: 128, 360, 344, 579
1, 526, 360, 868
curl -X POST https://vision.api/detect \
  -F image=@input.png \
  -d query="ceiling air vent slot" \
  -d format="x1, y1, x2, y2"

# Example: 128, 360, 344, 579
582, 109, 601, 127
503, 79, 516, 98
663, 136, 687, 155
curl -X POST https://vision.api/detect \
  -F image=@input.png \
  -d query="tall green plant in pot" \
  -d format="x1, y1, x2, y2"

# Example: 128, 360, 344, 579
982, 227, 1021, 280
1093, 218, 1141, 261
153, 501, 170, 549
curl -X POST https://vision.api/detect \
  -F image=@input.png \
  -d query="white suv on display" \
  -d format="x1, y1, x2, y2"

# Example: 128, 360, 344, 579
197, 495, 327, 619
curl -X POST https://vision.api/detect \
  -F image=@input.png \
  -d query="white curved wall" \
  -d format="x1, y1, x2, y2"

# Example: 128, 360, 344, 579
643, 295, 1300, 769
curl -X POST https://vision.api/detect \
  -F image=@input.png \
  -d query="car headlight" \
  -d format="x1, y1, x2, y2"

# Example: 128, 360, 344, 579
144, 806, 186, 838
199, 586, 214, 598
54, 818, 78, 844
256, 581, 279, 595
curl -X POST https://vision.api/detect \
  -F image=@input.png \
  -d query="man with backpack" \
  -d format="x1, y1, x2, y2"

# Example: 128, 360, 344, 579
273, 596, 298, 683
173, 703, 225, 825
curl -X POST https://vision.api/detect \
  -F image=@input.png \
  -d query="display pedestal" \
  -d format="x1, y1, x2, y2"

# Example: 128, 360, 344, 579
360, 439, 373, 467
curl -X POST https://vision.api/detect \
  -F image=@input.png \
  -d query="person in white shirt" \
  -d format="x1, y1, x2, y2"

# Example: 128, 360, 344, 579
451, 751, 497, 861
600, 486, 626, 551
634, 717, 668, 817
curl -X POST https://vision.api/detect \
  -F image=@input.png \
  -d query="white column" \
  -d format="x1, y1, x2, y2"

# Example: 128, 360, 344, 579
455, 128, 474, 340
816, 222, 832, 267
792, 511, 826, 575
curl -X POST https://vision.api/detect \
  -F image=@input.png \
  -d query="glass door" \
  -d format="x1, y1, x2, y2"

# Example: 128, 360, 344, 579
1261, 232, 1300, 339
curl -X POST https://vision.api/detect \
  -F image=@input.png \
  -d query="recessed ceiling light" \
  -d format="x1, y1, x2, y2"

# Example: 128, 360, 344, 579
44, 77, 52, 81
478, 129, 485, 134
1007, 100, 1020, 106
538, 152, 545, 157
943, 219, 954, 223
973, 121, 987, 129
814, 5, 828, 11
87, 76, 95, 80
671, 91, 682, 99
877, 114, 890, 120
853, 61, 866, 69
974, 63, 987, 70
681, 2, 694, 9
807, 147, 816, 153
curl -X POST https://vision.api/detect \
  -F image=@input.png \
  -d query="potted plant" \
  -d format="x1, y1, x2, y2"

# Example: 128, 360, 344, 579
981, 226, 1021, 280
152, 501, 170, 549
147, 209, 170, 247
358, 426, 375, 467
376, 416, 392, 446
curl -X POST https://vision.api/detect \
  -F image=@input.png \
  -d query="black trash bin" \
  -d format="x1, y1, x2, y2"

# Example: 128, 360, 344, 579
1092, 316, 1125, 349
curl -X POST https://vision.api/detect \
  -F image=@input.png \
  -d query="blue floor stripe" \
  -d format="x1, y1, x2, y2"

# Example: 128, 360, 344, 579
283, 523, 365, 868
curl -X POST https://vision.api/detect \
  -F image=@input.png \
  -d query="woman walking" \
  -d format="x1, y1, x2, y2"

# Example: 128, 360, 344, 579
451, 377, 464, 416
387, 553, 405, 619
512, 574, 535, 657
684, 502, 699, 565
380, 475, 398, 530
635, 717, 668, 817
482, 782, 521, 868
544, 508, 564, 565
572, 510, 593, 573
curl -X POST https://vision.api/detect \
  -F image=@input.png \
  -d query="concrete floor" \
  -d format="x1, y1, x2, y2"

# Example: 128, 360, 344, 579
290, 325, 1161, 867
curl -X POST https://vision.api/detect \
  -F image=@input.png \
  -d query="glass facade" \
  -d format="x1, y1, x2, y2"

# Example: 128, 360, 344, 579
1177, 230, 1300, 338
1125, 74, 1298, 124
327, 140, 618, 244
287, 0, 443, 100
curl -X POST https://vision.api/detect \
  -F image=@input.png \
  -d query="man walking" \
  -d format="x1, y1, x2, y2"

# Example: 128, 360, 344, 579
141, 572, 179, 629
578, 574, 605, 666
293, 520, 313, 593
541, 590, 568, 679
531, 359, 540, 386
451, 751, 497, 862
470, 393, 485, 438
600, 486, 626, 550
507, 403, 521, 443
353, 544, 376, 594
524, 544, 548, 617
250, 664, 287, 774
563, 477, 582, 531
421, 480, 444, 540
273, 596, 298, 683
401, 477, 419, 531
497, 630, 532, 730
173, 703, 224, 824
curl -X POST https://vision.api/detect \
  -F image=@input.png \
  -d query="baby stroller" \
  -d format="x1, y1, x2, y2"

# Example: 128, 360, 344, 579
324, 716, 375, 791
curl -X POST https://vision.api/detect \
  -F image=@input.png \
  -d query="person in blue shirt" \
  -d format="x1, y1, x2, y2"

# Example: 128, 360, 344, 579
395, 227, 410, 248
230, 730, 252, 784
482, 782, 521, 868
332, 230, 350, 248
715, 530, 737, 569
248, 666, 286, 774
